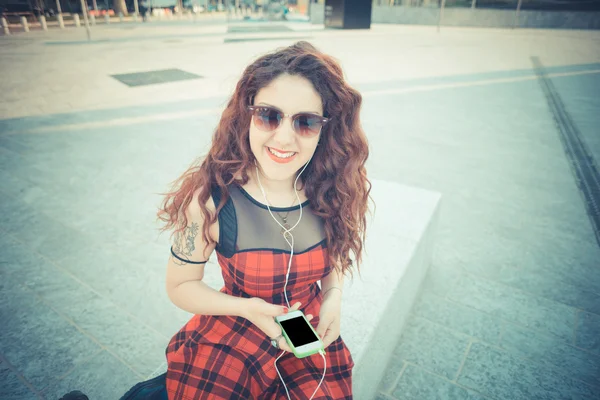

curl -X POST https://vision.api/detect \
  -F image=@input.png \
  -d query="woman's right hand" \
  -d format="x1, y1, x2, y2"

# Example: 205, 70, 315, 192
241, 298, 313, 353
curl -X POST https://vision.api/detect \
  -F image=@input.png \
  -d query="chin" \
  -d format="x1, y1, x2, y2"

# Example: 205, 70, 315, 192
258, 162, 298, 181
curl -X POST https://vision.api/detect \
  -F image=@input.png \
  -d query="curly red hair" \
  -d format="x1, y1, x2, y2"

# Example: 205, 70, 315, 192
157, 41, 372, 278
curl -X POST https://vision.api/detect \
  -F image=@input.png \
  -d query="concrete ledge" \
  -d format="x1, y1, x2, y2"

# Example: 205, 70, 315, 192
343, 179, 442, 399
147, 180, 442, 400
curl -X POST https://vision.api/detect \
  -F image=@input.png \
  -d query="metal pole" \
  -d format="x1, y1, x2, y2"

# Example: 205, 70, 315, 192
513, 0, 522, 29
471, 0, 476, 9
134, 0, 139, 16
93, 0, 98, 10
437, 0, 445, 33
79, 0, 91, 40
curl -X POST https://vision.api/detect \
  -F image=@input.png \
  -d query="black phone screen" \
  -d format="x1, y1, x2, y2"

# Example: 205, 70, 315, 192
280, 315, 319, 347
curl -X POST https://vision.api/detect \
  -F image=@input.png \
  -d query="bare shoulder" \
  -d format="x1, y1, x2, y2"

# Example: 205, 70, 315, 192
187, 187, 219, 244
165, 187, 218, 291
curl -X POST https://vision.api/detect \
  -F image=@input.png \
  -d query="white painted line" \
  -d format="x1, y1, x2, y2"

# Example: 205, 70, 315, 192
24, 108, 223, 133
362, 69, 600, 98
15, 69, 600, 134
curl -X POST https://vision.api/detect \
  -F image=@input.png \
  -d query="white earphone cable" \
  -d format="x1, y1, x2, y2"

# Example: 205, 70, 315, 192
255, 155, 326, 400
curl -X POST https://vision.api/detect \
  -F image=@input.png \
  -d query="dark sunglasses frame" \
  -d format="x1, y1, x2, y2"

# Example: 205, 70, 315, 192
247, 105, 330, 137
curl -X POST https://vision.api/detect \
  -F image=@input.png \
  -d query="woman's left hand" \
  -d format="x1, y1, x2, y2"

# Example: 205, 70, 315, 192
316, 290, 342, 349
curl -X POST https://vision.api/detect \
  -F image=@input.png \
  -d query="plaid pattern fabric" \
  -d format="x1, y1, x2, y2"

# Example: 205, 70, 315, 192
165, 242, 354, 399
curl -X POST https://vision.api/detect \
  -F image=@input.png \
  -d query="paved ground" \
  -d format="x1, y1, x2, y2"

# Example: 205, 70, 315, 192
1, 16, 600, 400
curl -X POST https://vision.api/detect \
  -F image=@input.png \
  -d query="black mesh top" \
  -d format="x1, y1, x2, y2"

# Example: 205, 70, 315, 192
212, 183, 327, 257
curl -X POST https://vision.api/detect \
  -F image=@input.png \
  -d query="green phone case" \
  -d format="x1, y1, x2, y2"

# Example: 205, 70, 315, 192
275, 311, 325, 359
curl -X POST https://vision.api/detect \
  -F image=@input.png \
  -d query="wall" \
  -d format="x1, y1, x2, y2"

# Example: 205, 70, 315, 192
311, 3, 600, 29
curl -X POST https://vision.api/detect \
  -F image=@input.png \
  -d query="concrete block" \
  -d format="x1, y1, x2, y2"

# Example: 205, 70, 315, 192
21, 16, 29, 32
345, 179, 442, 399
40, 15, 47, 31
1, 17, 9, 35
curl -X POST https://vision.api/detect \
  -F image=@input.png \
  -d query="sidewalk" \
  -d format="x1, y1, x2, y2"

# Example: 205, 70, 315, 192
1, 21, 600, 399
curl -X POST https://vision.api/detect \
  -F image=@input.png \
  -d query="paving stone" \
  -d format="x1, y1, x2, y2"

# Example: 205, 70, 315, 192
0, 358, 40, 399
447, 273, 577, 343
390, 363, 486, 400
56, 235, 190, 339
391, 316, 470, 381
575, 311, 600, 356
412, 291, 503, 345
0, 169, 37, 199
493, 265, 600, 316
420, 260, 462, 297
2, 237, 169, 378
374, 392, 395, 400
378, 359, 406, 393
513, 236, 600, 296
2, 199, 95, 264
0, 278, 103, 393
458, 342, 599, 400
42, 350, 141, 400
500, 323, 600, 387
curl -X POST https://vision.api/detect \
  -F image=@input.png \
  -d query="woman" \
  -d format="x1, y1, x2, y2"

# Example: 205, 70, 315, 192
157, 41, 371, 399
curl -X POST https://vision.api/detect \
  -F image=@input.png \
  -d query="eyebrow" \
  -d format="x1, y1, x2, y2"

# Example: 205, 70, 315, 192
257, 102, 322, 116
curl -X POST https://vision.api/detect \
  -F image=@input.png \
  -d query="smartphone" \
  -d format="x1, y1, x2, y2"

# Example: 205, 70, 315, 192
275, 310, 324, 358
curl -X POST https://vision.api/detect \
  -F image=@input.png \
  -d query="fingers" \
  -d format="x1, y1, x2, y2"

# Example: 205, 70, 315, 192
278, 337, 293, 353
268, 301, 302, 317
268, 304, 288, 317
322, 330, 340, 349
269, 301, 303, 317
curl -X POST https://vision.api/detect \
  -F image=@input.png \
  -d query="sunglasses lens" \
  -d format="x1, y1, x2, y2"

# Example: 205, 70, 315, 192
251, 107, 325, 137
254, 108, 281, 131
294, 115, 323, 137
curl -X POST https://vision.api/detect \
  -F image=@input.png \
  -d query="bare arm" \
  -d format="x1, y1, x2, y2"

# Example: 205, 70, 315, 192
165, 189, 246, 317
321, 265, 344, 300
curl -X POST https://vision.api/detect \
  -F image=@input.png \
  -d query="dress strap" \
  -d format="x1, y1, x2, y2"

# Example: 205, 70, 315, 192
211, 184, 237, 258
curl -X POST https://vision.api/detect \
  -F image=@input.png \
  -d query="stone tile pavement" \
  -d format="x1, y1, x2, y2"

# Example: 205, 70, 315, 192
1, 18, 600, 399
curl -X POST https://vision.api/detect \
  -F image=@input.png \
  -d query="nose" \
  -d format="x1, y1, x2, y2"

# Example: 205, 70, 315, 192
272, 115, 296, 147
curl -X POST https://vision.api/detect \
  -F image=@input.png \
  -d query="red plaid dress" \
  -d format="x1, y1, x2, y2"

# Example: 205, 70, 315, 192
165, 184, 354, 400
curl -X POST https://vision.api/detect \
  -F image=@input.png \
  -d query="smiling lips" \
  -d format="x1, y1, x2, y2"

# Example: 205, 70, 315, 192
266, 147, 298, 164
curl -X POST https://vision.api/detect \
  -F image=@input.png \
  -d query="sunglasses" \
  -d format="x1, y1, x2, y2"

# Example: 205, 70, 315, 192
247, 105, 330, 138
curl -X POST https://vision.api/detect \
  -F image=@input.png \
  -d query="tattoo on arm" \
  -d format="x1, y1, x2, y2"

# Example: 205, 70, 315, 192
172, 222, 200, 266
